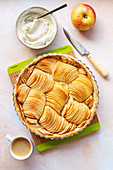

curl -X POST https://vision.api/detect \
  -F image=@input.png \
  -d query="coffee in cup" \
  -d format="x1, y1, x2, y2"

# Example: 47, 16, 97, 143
6, 134, 33, 160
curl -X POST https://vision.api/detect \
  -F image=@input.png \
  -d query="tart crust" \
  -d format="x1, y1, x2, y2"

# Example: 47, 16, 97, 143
14, 53, 98, 139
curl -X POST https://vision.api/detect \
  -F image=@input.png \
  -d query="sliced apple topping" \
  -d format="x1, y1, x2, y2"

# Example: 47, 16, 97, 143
35, 57, 57, 74
27, 69, 54, 93
69, 74, 93, 102
62, 99, 90, 125
19, 65, 35, 84
39, 106, 73, 133
46, 82, 69, 113
16, 84, 30, 103
52, 61, 79, 84
26, 117, 37, 124
23, 89, 45, 119
85, 95, 94, 108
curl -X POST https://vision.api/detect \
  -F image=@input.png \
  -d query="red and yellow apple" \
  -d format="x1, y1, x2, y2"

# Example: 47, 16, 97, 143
71, 4, 96, 31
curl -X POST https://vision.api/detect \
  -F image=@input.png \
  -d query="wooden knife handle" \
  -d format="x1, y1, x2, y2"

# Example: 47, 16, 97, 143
87, 54, 109, 78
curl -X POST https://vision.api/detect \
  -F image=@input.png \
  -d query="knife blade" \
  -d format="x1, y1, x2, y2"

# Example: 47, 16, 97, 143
63, 27, 109, 78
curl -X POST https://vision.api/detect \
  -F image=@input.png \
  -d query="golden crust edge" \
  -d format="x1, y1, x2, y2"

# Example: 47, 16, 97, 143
13, 53, 99, 139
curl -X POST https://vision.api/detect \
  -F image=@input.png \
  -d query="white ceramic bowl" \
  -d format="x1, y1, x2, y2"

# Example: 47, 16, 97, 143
16, 6, 58, 49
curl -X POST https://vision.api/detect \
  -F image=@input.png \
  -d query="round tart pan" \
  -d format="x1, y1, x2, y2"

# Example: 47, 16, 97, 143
13, 53, 99, 139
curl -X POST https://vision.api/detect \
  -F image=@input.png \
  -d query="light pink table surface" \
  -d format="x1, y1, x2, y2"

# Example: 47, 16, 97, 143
0, 0, 113, 170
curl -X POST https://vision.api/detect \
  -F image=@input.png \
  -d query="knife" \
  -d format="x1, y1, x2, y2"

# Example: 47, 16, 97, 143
63, 28, 109, 78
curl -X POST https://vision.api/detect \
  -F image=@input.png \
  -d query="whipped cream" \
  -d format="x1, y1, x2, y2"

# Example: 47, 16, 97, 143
18, 16, 56, 48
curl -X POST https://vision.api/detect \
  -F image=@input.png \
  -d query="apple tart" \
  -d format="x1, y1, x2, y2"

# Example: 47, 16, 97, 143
14, 53, 98, 139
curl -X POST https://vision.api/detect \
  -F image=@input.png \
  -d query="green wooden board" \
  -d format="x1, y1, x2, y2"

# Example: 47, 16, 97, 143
36, 123, 100, 152
7, 45, 100, 152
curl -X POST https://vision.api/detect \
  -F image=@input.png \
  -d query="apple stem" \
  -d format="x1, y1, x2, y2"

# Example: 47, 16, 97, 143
84, 14, 87, 19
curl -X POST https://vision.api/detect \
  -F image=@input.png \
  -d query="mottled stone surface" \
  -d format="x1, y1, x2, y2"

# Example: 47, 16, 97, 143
0, 0, 113, 170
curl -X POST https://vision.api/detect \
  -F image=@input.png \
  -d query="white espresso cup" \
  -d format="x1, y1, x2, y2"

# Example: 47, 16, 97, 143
6, 134, 33, 160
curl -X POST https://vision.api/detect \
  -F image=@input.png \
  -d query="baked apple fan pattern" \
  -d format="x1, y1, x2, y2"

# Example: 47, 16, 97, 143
14, 54, 98, 139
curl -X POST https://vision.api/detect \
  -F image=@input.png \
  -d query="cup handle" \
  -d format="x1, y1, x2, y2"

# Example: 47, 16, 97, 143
6, 134, 15, 142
